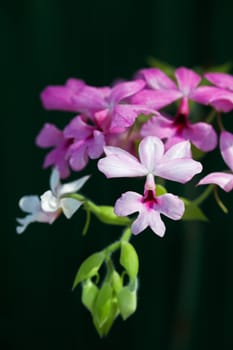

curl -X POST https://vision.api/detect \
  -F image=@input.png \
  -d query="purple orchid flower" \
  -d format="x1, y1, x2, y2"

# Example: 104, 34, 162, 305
140, 98, 217, 151
114, 173, 185, 236
98, 136, 202, 183
198, 130, 233, 191
132, 66, 217, 111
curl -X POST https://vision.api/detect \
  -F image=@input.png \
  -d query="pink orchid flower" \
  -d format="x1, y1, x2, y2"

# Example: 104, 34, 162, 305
202, 72, 233, 112
63, 115, 106, 171
70, 79, 155, 131
114, 173, 185, 236
132, 66, 217, 111
41, 78, 86, 112
141, 98, 217, 151
41, 78, 153, 131
36, 123, 72, 178
198, 130, 233, 192
98, 136, 202, 184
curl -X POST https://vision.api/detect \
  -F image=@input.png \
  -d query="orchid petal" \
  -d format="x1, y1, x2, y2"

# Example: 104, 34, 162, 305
205, 72, 233, 91
98, 147, 147, 178
198, 172, 233, 192
141, 115, 175, 139
59, 175, 90, 197
110, 104, 145, 130
185, 122, 217, 152
18, 195, 41, 213
114, 191, 143, 216
175, 67, 201, 95
40, 190, 60, 212
68, 142, 89, 171
71, 86, 107, 117
138, 136, 164, 172
43, 148, 70, 179
131, 89, 181, 109
60, 198, 83, 218
110, 80, 145, 104
50, 167, 61, 195
147, 211, 166, 237
36, 123, 63, 148
220, 130, 233, 171
64, 116, 94, 140
165, 136, 185, 150
155, 158, 202, 183
136, 68, 177, 90
131, 211, 150, 235
162, 140, 192, 161
158, 194, 185, 220
210, 97, 233, 113
191, 86, 230, 106
88, 130, 105, 159
40, 79, 85, 112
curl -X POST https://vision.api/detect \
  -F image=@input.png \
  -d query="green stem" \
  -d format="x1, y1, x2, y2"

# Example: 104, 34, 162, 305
205, 109, 217, 124
217, 112, 225, 131
64, 193, 86, 202
213, 186, 228, 213
104, 227, 132, 256
82, 205, 91, 236
104, 241, 121, 256
192, 184, 214, 206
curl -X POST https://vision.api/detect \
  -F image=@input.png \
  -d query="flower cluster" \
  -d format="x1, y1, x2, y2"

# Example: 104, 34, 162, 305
16, 64, 233, 335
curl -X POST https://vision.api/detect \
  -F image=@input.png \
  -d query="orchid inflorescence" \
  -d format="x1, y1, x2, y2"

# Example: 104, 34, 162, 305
17, 63, 233, 336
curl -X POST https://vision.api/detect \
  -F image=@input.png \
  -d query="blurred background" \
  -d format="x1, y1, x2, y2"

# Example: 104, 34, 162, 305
1, 0, 233, 349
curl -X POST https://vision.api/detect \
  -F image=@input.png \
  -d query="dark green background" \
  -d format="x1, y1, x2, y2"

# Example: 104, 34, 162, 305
2, 0, 233, 349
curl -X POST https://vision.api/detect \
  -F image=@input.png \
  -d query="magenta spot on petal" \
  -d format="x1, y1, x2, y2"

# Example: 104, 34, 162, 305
173, 113, 189, 134
142, 190, 158, 209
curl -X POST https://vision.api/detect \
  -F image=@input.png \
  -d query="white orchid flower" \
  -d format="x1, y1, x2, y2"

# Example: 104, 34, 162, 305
16, 168, 89, 234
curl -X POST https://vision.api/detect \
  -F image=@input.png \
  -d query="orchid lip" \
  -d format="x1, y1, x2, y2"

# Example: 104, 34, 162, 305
141, 189, 158, 209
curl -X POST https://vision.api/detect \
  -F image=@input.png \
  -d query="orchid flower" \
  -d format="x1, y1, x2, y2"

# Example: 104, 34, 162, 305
140, 100, 217, 151
114, 174, 185, 236
70, 79, 156, 131
98, 136, 202, 184
132, 66, 219, 111
16, 168, 89, 233
41, 78, 152, 130
198, 130, 233, 192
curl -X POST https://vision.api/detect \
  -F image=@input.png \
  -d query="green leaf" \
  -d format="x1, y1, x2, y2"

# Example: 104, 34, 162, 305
156, 184, 167, 196
87, 202, 131, 226
117, 286, 137, 320
81, 279, 99, 312
182, 199, 208, 222
120, 241, 139, 282
205, 62, 232, 73
72, 251, 105, 290
93, 282, 113, 328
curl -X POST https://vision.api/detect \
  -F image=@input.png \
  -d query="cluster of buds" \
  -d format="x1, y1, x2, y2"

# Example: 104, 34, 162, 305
17, 64, 233, 335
